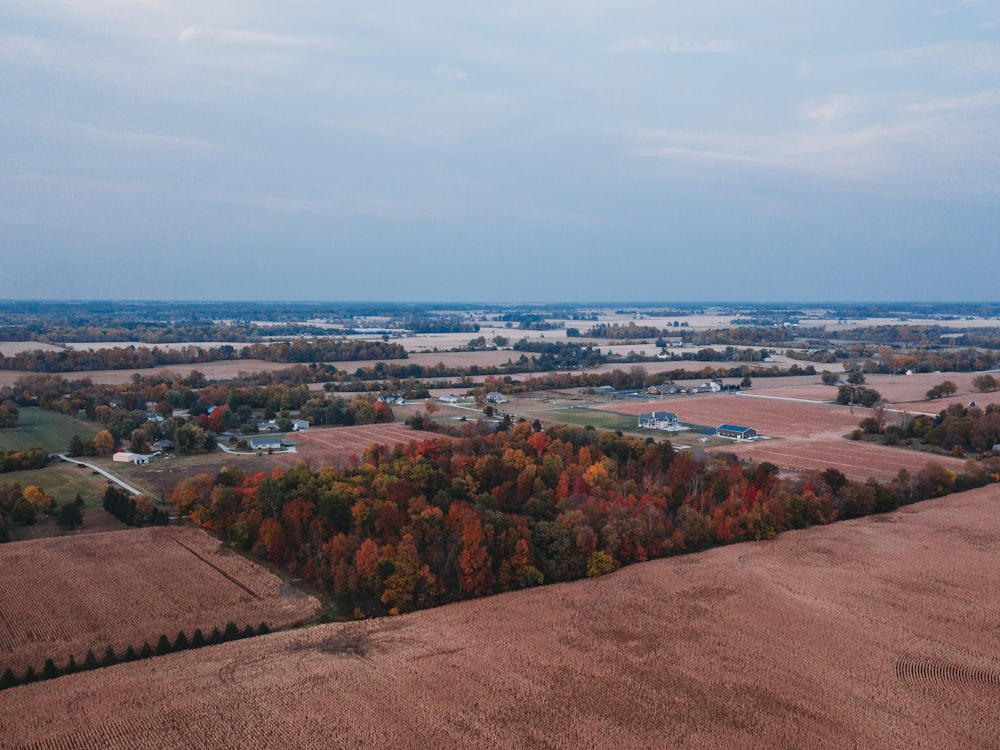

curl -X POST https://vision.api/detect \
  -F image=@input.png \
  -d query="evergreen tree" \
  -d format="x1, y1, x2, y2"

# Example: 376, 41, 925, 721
209, 626, 223, 645
43, 658, 59, 679
123, 645, 138, 662
1, 667, 18, 689
139, 642, 153, 659
241, 624, 255, 639
64, 654, 79, 674
156, 634, 172, 656
174, 631, 189, 651
83, 649, 99, 670
102, 645, 117, 666
223, 621, 240, 641
191, 628, 206, 648
22, 666, 37, 684
57, 501, 83, 529
74, 492, 84, 508
257, 622, 271, 635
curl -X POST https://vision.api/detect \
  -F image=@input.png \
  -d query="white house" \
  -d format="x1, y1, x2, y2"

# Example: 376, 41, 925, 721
486, 392, 507, 404
638, 411, 679, 430
291, 419, 310, 431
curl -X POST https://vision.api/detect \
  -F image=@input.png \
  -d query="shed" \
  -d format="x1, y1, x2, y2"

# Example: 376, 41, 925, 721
716, 424, 758, 440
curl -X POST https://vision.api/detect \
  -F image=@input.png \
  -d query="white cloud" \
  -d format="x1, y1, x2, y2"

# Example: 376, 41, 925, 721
177, 26, 331, 49
72, 122, 218, 151
432, 64, 469, 81
804, 96, 856, 122
608, 36, 739, 54
629, 86, 1000, 189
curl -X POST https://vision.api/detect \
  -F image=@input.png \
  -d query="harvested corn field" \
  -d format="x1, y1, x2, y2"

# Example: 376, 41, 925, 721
291, 424, 445, 466
1, 487, 998, 748
0, 527, 321, 675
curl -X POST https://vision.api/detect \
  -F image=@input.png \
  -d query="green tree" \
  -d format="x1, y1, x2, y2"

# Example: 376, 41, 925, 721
67, 434, 84, 456
57, 501, 83, 529
156, 634, 173, 655
586, 550, 617, 578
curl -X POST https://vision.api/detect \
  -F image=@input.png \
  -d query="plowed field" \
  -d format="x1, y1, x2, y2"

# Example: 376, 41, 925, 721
292, 424, 445, 466
2, 487, 997, 748
0, 527, 321, 675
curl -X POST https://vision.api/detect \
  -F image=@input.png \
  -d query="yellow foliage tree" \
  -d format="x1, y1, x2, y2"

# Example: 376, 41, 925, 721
93, 429, 115, 457
23, 485, 54, 512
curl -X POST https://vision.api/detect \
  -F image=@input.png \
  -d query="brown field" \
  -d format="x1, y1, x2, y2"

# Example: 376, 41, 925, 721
751, 372, 1000, 412
0, 342, 66, 356
0, 359, 294, 388
2, 487, 998, 748
291, 424, 446, 467
0, 527, 321, 675
595, 393, 968, 480
597, 392, 863, 438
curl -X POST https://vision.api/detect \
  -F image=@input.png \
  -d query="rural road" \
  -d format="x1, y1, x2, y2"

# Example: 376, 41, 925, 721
54, 454, 143, 496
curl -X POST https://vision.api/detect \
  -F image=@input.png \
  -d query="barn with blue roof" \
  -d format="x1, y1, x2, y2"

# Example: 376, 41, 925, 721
716, 424, 758, 440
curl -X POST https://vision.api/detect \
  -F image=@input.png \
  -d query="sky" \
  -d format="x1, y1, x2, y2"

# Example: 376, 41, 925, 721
1, 1, 999, 303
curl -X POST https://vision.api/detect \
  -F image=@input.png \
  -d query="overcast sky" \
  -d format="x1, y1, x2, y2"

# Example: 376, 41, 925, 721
2, 1, 998, 302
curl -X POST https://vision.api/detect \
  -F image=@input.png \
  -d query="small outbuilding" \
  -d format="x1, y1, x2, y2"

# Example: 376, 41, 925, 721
113, 451, 150, 464
716, 424, 758, 440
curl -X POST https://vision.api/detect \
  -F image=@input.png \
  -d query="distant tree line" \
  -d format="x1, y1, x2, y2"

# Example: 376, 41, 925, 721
0, 339, 406, 374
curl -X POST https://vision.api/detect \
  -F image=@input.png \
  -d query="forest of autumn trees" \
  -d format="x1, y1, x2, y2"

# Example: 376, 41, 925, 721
172, 422, 1000, 617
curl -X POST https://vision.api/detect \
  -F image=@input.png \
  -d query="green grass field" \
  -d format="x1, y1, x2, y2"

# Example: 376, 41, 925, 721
0, 407, 97, 454
0, 461, 127, 541
0, 462, 109, 504
522, 407, 643, 433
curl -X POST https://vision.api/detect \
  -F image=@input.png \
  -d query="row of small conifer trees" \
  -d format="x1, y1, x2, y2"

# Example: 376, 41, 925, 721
0, 621, 270, 691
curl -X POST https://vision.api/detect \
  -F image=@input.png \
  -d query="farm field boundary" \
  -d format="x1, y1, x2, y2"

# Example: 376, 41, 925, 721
0, 527, 321, 675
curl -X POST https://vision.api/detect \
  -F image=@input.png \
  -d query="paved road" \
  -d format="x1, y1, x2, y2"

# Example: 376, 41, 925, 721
55, 454, 143, 496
